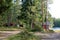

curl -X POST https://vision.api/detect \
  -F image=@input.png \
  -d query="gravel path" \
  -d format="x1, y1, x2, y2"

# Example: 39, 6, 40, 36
34, 32, 60, 40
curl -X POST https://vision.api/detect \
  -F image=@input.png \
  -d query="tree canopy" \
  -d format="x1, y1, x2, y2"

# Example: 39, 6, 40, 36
0, 0, 12, 14
54, 18, 60, 27
0, 0, 54, 31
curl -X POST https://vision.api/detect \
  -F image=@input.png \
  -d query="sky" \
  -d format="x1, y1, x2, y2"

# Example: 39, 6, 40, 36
48, 0, 60, 18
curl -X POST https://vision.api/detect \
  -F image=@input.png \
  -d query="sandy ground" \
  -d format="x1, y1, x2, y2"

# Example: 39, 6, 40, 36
54, 30, 60, 32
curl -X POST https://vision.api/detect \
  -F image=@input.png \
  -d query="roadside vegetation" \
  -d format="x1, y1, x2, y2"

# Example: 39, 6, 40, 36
0, 27, 20, 31
4, 28, 40, 40
0, 0, 54, 40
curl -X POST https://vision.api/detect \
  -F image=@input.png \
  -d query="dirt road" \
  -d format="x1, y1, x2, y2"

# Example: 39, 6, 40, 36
34, 32, 60, 40
0, 31, 20, 40
0, 31, 60, 40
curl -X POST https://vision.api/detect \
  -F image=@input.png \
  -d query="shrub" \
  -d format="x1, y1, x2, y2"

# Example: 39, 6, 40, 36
5, 29, 40, 40
31, 24, 44, 32
48, 30, 54, 33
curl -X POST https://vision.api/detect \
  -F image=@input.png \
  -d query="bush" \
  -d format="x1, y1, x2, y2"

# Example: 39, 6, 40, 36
31, 24, 44, 32
48, 30, 54, 33
5, 29, 40, 40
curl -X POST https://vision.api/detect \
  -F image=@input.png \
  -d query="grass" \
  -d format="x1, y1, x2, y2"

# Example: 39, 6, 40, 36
4, 28, 40, 40
0, 27, 20, 31
4, 32, 40, 40
54, 30, 60, 32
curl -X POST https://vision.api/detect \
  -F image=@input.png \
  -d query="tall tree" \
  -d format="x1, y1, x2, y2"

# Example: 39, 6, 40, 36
0, 0, 13, 15
17, 0, 43, 31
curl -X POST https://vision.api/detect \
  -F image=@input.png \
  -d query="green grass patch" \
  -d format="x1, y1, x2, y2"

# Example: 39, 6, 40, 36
0, 27, 20, 31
